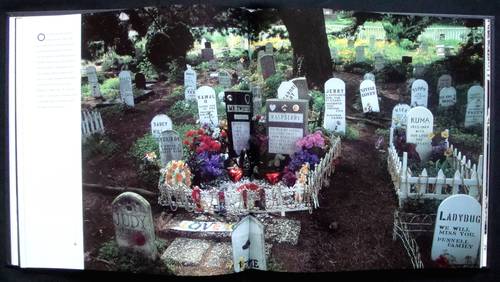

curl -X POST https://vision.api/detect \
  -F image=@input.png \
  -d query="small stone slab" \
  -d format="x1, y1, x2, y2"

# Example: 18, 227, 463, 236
263, 218, 301, 245
204, 242, 233, 268
161, 238, 211, 266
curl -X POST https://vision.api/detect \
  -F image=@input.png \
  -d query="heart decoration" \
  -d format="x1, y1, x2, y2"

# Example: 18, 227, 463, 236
264, 172, 281, 185
269, 104, 276, 111
228, 165, 243, 182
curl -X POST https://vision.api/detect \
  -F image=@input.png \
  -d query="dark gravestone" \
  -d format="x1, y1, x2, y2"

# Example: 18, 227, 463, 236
402, 56, 412, 64
224, 90, 253, 157
266, 99, 308, 156
259, 55, 276, 80
135, 73, 146, 90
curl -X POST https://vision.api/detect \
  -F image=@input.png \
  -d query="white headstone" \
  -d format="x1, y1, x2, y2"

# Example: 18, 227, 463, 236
439, 87, 457, 108
184, 65, 197, 100
196, 86, 218, 127
150, 114, 173, 138
373, 53, 385, 71
158, 130, 183, 166
391, 103, 411, 128
112, 192, 157, 260
277, 81, 299, 100
359, 80, 380, 113
232, 215, 267, 272
437, 74, 452, 94
355, 46, 365, 62
406, 106, 434, 161
411, 79, 429, 108
369, 35, 376, 49
323, 78, 346, 134
363, 72, 375, 83
86, 66, 102, 98
119, 71, 134, 107
431, 195, 481, 265
218, 70, 232, 89
464, 85, 484, 128
436, 45, 446, 57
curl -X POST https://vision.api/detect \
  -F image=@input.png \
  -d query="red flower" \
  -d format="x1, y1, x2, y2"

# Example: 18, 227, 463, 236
434, 255, 450, 268
211, 141, 221, 152
220, 130, 227, 138
198, 128, 205, 135
132, 232, 146, 246
186, 130, 196, 137
183, 140, 190, 145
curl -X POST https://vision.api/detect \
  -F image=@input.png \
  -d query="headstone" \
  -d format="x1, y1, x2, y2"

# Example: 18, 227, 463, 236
431, 194, 481, 265
112, 192, 157, 260
436, 45, 446, 57
444, 46, 453, 56
330, 47, 338, 63
86, 66, 102, 98
134, 72, 146, 90
150, 114, 173, 138
391, 103, 411, 128
259, 54, 276, 80
208, 59, 217, 71
232, 215, 267, 272
257, 50, 265, 61
363, 72, 375, 83
359, 80, 380, 113
184, 65, 197, 100
402, 56, 412, 64
224, 90, 253, 157
373, 53, 385, 71
266, 99, 308, 155
406, 106, 434, 162
251, 85, 262, 117
277, 81, 299, 100
196, 86, 218, 127
355, 46, 365, 62
201, 42, 214, 61
290, 77, 309, 100
323, 78, 346, 134
411, 79, 429, 108
464, 85, 484, 128
265, 42, 273, 54
218, 70, 232, 89
347, 38, 355, 48
119, 70, 134, 107
420, 41, 428, 52
439, 87, 457, 108
369, 35, 376, 49
437, 74, 453, 94
413, 63, 425, 78
158, 130, 183, 166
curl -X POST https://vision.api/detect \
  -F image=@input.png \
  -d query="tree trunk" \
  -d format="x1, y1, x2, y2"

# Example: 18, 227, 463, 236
279, 8, 332, 90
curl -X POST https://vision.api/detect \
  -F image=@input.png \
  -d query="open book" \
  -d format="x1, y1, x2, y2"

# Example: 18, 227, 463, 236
7, 4, 492, 275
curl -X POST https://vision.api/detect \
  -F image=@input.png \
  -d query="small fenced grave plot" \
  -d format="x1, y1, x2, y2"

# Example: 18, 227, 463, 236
387, 127, 483, 208
81, 110, 105, 141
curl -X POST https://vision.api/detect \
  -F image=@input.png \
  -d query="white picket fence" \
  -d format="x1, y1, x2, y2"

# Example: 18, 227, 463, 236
387, 127, 483, 207
158, 136, 342, 216
82, 110, 105, 141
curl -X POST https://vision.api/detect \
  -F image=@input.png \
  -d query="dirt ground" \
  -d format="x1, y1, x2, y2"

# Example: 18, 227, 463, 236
82, 71, 424, 273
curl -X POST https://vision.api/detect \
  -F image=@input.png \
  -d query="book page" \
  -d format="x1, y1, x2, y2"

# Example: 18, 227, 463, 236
13, 14, 83, 269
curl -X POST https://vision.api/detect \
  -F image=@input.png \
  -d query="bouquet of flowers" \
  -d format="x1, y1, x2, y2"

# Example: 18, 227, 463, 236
183, 122, 229, 185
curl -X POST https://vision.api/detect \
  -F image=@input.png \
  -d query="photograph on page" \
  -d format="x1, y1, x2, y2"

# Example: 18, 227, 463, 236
77, 6, 490, 275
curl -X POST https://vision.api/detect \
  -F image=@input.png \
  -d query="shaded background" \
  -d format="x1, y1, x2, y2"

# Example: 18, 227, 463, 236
0, 0, 498, 281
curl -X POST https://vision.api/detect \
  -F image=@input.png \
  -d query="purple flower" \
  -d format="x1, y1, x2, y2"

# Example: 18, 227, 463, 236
197, 152, 224, 179
296, 131, 326, 150
282, 167, 297, 187
289, 149, 320, 172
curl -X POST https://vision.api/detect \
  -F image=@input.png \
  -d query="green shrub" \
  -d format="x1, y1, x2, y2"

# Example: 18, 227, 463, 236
100, 77, 121, 100
342, 61, 373, 75
263, 72, 285, 99
82, 134, 118, 161
310, 90, 325, 113
344, 124, 360, 140
97, 239, 171, 274
167, 100, 198, 120
129, 133, 159, 164
81, 83, 91, 98
101, 50, 133, 72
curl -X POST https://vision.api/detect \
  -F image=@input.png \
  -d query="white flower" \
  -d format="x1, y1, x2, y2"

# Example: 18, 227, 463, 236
212, 128, 221, 139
